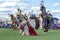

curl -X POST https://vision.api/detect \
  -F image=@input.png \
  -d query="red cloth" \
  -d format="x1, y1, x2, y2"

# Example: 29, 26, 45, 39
27, 22, 37, 36
18, 21, 22, 27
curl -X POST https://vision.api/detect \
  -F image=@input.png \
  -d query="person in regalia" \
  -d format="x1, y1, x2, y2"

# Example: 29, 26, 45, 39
39, 0, 48, 32
17, 8, 37, 36
9, 14, 17, 29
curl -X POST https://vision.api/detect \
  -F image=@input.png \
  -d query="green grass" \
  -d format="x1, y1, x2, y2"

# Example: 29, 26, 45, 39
0, 28, 60, 40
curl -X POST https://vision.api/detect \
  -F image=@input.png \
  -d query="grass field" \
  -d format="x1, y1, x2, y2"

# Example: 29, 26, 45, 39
0, 28, 60, 40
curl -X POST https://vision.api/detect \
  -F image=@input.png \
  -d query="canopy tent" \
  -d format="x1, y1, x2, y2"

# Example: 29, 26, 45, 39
53, 18, 59, 20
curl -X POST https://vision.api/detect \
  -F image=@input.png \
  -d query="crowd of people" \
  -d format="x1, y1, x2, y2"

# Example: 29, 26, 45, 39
8, 7, 51, 36
8, 1, 53, 36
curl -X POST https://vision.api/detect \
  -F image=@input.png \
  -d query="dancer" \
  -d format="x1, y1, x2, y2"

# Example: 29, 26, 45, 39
9, 14, 17, 29
17, 8, 37, 36
39, 0, 48, 32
